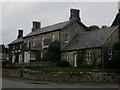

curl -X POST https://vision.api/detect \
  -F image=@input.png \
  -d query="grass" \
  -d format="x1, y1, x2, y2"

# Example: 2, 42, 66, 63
31, 67, 120, 73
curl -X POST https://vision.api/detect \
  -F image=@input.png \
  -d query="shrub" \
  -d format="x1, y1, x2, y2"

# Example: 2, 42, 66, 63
41, 40, 60, 61
41, 51, 56, 61
77, 51, 86, 67
57, 60, 69, 67
2, 60, 10, 66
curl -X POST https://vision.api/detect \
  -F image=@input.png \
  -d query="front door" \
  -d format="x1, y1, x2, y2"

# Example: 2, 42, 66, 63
74, 53, 77, 67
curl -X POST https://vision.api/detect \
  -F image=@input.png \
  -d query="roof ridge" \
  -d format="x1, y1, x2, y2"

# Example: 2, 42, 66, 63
41, 20, 69, 29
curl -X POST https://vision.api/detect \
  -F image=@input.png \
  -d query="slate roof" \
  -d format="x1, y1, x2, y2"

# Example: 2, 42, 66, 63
62, 26, 118, 52
8, 37, 23, 45
24, 20, 87, 38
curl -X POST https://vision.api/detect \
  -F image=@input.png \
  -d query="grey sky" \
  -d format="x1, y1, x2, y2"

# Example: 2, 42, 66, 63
2, 2, 118, 46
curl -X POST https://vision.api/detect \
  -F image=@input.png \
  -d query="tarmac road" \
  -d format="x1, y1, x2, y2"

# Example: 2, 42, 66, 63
2, 77, 119, 88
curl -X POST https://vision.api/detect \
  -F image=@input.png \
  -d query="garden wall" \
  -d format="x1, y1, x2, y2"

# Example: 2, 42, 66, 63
2, 69, 120, 83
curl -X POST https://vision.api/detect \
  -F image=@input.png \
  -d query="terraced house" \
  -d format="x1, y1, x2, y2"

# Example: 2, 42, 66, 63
8, 8, 120, 67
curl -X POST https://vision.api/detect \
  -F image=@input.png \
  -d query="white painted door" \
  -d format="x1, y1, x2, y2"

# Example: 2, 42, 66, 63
19, 53, 23, 63
74, 53, 77, 67
24, 52, 30, 63
12, 55, 15, 63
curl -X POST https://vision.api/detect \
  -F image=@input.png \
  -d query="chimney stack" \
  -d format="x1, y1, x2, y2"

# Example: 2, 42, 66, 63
69, 9, 81, 21
17, 30, 23, 39
32, 21, 41, 32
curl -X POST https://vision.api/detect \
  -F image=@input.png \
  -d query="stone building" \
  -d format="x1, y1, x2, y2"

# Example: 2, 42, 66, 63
8, 8, 120, 67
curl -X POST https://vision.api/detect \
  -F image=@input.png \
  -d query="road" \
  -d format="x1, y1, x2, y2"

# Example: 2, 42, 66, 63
2, 77, 119, 88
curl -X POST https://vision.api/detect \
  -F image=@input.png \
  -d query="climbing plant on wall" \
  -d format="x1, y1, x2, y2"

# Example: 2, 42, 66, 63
76, 50, 86, 67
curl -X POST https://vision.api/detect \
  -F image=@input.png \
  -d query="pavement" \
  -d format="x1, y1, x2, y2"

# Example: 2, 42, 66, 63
2, 76, 120, 88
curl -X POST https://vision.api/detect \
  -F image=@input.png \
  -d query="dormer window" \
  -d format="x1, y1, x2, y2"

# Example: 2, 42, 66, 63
51, 34, 55, 41
65, 34, 69, 43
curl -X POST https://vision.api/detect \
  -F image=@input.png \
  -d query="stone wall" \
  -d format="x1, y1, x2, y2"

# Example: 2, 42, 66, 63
2, 69, 119, 83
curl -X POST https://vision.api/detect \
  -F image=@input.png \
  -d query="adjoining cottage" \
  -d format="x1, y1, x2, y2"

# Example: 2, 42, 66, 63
61, 26, 119, 67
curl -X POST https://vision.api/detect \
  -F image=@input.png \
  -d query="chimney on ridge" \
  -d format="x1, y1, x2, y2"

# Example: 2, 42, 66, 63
69, 9, 81, 21
17, 30, 23, 39
32, 21, 41, 32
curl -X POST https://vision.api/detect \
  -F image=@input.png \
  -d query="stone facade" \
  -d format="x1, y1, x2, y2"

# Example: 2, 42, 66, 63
23, 31, 60, 62
60, 22, 87, 50
61, 48, 102, 67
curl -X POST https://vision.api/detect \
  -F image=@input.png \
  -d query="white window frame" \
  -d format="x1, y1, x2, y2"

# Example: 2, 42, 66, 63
41, 51, 43, 58
64, 53, 69, 61
65, 34, 69, 43
108, 50, 112, 60
86, 51, 92, 61
32, 36, 35, 47
24, 51, 30, 63
12, 55, 15, 63
31, 51, 36, 60
41, 36, 44, 48
19, 53, 23, 63
13, 46, 15, 50
51, 34, 55, 41
27, 39, 30, 48
20, 44, 22, 49
74, 53, 77, 67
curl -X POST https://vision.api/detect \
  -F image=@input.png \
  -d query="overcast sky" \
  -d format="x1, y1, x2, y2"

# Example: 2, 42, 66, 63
1, 2, 119, 46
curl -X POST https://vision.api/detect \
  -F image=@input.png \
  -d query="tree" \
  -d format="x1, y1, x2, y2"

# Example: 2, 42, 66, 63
101, 25, 109, 29
41, 40, 61, 61
111, 41, 120, 69
88, 25, 100, 31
